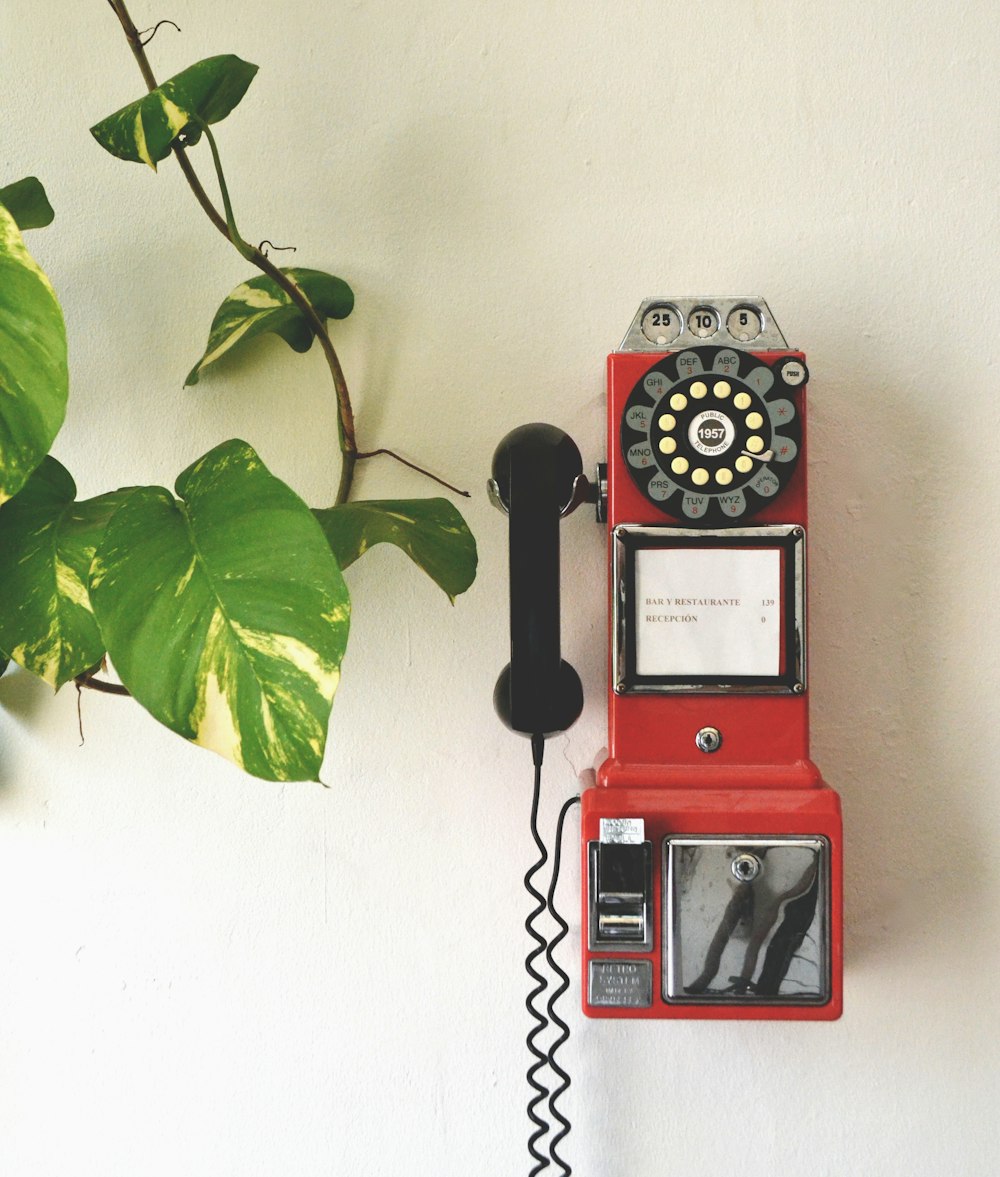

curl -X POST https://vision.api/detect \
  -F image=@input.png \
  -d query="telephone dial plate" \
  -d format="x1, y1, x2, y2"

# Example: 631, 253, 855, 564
619, 344, 804, 526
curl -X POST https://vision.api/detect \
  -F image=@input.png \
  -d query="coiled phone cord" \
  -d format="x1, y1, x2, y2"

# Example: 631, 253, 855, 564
524, 733, 580, 1176
543, 792, 581, 1176
524, 736, 553, 1175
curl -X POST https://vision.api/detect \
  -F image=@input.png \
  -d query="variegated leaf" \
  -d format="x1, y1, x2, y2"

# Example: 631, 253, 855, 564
186, 269, 354, 385
90, 55, 258, 170
313, 498, 478, 603
0, 457, 122, 688
0, 176, 54, 230
89, 439, 350, 782
0, 203, 68, 505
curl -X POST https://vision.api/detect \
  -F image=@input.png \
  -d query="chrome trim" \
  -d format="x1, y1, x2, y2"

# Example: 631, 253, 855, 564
612, 524, 806, 695
619, 296, 789, 353
486, 477, 507, 515
561, 473, 592, 518
486, 472, 592, 518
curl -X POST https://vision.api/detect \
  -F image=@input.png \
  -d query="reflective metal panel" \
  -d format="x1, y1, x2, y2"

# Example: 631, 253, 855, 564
664, 836, 830, 1005
618, 297, 789, 353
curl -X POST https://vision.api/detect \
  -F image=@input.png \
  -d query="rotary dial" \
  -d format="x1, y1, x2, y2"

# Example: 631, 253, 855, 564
620, 346, 803, 524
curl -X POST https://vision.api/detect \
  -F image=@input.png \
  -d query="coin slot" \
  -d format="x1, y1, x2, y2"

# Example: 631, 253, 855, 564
687, 305, 719, 339
640, 303, 682, 347
726, 304, 764, 342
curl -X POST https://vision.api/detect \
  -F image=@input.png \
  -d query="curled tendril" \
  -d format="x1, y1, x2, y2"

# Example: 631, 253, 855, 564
258, 240, 297, 258
139, 19, 181, 46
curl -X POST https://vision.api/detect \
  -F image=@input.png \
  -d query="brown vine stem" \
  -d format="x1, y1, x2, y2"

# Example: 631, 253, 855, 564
105, 0, 467, 506
75, 661, 132, 698
356, 449, 470, 497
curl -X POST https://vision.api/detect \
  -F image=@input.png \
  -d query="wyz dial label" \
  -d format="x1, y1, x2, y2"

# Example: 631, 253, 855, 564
620, 346, 803, 524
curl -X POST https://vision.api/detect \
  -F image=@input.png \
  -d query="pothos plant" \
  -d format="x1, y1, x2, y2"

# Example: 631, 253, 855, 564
0, 2, 477, 783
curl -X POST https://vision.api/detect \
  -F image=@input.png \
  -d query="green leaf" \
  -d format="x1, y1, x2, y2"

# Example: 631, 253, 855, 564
0, 177, 54, 230
0, 457, 122, 688
313, 498, 478, 603
0, 654, 8, 678
0, 203, 68, 505
185, 269, 354, 385
90, 54, 258, 170
89, 439, 350, 781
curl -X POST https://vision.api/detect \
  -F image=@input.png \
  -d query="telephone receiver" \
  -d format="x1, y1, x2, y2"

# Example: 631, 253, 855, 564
489, 423, 589, 740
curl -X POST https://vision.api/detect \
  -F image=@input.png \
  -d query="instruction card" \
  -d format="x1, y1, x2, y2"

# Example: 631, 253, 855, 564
633, 547, 781, 678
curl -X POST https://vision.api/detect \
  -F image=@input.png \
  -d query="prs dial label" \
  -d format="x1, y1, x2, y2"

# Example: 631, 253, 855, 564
634, 547, 781, 677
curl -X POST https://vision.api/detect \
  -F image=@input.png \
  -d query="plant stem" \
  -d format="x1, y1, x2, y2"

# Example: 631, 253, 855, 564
198, 121, 254, 261
106, 0, 358, 500
105, 0, 470, 507
355, 449, 470, 498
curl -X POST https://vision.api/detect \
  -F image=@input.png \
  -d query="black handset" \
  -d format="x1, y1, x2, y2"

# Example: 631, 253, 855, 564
490, 423, 585, 740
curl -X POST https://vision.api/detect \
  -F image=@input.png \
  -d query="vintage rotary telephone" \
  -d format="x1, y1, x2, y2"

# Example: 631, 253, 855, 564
492, 296, 843, 1172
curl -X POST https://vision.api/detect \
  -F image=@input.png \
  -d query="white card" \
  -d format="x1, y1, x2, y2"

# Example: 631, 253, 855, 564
634, 547, 781, 678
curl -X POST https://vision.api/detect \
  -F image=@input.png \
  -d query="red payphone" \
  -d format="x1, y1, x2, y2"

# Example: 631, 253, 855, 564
584, 297, 841, 1020
493, 295, 841, 1038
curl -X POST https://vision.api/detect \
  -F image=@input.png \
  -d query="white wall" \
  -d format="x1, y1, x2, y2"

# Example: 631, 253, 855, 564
2, 2, 998, 1174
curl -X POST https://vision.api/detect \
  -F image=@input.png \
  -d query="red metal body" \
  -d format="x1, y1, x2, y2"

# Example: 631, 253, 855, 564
581, 346, 843, 1020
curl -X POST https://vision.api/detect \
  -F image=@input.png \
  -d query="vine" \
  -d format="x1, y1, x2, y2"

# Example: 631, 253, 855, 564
0, 3, 477, 783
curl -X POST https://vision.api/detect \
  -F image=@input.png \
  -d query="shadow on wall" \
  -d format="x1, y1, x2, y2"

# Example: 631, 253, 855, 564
0, 664, 53, 731
808, 332, 980, 979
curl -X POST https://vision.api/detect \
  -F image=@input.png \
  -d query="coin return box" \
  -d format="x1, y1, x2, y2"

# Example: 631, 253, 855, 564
664, 835, 830, 1005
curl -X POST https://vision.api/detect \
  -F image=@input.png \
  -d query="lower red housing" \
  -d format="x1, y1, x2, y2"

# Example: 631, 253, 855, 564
581, 765, 842, 1021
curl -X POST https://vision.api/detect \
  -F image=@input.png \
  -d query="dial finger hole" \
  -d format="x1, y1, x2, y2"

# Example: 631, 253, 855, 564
692, 467, 709, 486
658, 413, 676, 431
733, 392, 752, 410
659, 437, 677, 455
669, 393, 688, 411
735, 455, 754, 474
746, 435, 764, 453
715, 468, 733, 486
745, 411, 763, 429
671, 456, 689, 475
690, 381, 708, 399
713, 380, 731, 399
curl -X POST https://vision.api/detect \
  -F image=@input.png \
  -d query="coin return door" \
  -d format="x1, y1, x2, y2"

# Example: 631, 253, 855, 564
664, 836, 830, 1005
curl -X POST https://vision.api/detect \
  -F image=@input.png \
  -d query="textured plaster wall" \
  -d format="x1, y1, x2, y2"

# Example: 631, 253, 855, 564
1, 2, 998, 1175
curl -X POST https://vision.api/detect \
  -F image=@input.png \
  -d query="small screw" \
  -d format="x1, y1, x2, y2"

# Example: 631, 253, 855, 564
695, 726, 722, 753
793, 681, 805, 694
793, 526, 805, 538
731, 853, 761, 882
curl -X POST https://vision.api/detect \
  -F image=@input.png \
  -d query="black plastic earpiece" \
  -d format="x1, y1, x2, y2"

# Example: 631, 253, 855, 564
491, 423, 585, 739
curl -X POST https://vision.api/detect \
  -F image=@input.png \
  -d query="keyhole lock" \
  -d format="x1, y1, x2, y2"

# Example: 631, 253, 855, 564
695, 726, 722, 753
731, 853, 762, 883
